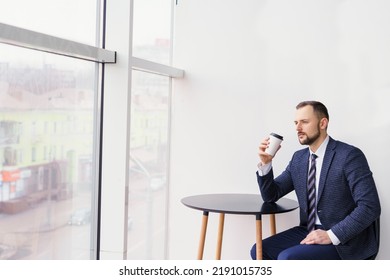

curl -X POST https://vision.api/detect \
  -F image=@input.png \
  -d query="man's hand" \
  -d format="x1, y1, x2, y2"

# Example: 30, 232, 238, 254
300, 229, 332, 245
258, 137, 280, 165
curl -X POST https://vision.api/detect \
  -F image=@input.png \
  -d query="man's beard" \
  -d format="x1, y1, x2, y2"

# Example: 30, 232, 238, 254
298, 124, 321, 146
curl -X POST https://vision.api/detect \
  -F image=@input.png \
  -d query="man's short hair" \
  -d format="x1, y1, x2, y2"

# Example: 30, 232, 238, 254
296, 101, 329, 121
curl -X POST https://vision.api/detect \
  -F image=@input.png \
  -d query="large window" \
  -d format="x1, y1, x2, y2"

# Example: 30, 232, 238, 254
0, 0, 102, 260
127, 71, 170, 259
0, 44, 99, 259
125, 0, 180, 260
1, 0, 183, 260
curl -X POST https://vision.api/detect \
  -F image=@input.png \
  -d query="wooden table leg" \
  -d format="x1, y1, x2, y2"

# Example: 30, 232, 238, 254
215, 213, 225, 260
270, 214, 276, 236
256, 214, 262, 260
197, 211, 209, 260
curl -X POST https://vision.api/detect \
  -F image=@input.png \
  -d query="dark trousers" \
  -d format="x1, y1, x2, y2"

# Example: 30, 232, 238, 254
250, 226, 341, 260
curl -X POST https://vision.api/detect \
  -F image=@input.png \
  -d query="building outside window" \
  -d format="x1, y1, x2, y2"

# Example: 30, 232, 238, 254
0, 44, 98, 259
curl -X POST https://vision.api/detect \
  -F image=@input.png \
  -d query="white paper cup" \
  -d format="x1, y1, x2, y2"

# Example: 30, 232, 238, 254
265, 133, 283, 156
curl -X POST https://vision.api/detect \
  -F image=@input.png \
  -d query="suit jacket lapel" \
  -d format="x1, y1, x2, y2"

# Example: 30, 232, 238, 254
296, 148, 310, 212
318, 137, 336, 200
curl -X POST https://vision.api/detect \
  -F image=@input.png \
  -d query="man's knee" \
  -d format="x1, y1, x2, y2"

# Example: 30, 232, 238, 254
277, 249, 295, 260
250, 243, 273, 260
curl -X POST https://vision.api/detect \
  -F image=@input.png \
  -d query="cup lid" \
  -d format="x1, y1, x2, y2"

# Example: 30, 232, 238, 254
270, 132, 283, 140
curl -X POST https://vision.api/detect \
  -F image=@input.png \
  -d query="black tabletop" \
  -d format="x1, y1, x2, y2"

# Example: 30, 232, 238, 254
181, 193, 299, 215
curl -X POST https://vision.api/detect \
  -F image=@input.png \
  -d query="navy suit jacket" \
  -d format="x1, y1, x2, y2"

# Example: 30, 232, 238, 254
257, 137, 381, 259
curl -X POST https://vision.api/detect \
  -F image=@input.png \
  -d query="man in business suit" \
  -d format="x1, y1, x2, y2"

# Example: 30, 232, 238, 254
250, 101, 381, 260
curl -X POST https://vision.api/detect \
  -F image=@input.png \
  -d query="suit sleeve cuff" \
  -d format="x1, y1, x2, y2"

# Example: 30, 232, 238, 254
257, 162, 272, 176
327, 229, 341, 245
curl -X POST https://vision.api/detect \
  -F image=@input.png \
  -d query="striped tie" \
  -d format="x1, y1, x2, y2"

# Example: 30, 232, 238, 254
307, 154, 318, 232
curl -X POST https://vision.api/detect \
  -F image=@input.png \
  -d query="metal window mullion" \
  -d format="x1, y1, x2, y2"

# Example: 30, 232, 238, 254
0, 22, 116, 63
131, 56, 184, 78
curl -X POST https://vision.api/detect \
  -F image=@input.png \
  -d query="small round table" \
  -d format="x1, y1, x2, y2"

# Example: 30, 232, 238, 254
181, 193, 299, 260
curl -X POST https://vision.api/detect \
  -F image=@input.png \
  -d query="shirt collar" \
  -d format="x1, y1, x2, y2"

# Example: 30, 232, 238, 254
310, 135, 329, 159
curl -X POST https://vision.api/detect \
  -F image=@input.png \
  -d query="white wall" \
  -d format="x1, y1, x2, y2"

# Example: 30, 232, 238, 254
169, 0, 390, 260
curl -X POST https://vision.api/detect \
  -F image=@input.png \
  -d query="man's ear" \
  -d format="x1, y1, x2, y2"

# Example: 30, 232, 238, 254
320, 118, 328, 130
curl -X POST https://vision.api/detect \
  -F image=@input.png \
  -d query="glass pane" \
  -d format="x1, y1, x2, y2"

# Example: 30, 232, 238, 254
0, 0, 98, 45
127, 71, 170, 259
0, 44, 99, 259
133, 0, 172, 64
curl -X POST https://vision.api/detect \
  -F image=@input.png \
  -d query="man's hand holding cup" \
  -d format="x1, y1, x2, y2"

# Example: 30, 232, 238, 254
259, 133, 283, 165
